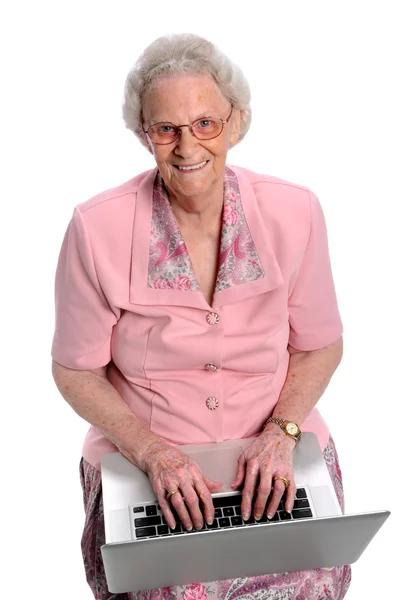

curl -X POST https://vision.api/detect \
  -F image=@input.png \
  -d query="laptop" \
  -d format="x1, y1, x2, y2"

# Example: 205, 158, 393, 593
100, 433, 390, 593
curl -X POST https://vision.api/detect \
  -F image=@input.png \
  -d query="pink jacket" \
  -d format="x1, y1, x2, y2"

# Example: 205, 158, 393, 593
51, 165, 342, 470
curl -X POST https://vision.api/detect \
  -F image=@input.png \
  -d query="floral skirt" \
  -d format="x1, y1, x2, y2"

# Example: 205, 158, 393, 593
79, 437, 351, 600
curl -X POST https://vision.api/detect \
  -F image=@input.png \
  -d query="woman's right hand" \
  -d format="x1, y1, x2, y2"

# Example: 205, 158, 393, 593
141, 440, 223, 531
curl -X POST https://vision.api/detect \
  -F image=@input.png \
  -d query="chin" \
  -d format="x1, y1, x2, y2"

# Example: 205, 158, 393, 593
177, 181, 213, 197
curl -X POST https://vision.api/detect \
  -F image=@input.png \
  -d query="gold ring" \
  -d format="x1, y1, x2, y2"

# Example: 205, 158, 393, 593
166, 489, 181, 500
273, 476, 290, 489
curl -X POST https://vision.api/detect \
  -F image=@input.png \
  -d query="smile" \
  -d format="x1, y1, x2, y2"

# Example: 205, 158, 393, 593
174, 160, 208, 172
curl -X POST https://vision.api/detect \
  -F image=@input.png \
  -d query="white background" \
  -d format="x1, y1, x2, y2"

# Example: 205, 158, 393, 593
1, 1, 397, 598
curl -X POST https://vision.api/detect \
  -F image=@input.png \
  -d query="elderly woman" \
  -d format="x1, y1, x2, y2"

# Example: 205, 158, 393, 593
52, 33, 351, 599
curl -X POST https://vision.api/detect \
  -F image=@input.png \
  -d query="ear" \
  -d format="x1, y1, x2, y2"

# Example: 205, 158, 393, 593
142, 132, 154, 155
229, 108, 242, 147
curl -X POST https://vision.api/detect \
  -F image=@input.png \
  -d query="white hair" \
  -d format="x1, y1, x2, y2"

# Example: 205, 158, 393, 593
122, 33, 252, 148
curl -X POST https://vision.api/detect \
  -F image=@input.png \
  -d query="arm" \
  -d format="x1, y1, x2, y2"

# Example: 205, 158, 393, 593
264, 336, 343, 432
52, 360, 222, 530
52, 209, 222, 532
232, 336, 343, 521
233, 190, 343, 520
51, 360, 161, 470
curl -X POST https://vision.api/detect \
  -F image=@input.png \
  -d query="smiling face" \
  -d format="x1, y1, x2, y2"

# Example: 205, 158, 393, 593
141, 75, 241, 206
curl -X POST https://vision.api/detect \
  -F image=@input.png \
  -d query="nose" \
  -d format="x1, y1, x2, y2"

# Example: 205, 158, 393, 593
173, 127, 201, 158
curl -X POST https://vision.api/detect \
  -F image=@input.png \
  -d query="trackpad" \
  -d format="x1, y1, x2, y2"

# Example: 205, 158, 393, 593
185, 446, 244, 492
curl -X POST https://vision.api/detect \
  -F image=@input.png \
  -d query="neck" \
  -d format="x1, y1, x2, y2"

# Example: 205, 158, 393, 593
168, 180, 224, 231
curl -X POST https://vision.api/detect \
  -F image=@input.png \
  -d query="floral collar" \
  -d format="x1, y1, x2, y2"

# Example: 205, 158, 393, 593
147, 167, 264, 292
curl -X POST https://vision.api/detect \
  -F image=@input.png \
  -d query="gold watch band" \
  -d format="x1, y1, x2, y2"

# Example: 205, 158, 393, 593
264, 417, 302, 444
265, 417, 287, 428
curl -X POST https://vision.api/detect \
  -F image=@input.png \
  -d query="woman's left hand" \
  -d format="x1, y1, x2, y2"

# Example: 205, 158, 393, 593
230, 427, 297, 521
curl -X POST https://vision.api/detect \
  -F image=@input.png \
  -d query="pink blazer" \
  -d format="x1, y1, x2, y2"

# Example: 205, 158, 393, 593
51, 165, 343, 470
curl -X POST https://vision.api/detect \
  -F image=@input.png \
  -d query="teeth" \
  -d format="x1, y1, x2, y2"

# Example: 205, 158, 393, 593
178, 161, 207, 171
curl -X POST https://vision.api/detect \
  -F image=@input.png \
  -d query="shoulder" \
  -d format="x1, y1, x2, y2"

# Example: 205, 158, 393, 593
72, 169, 154, 244
228, 164, 313, 204
228, 164, 320, 234
76, 169, 152, 215
66, 169, 154, 252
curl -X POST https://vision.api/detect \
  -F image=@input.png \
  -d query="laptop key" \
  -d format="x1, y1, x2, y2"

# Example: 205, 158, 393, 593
219, 517, 231, 528
206, 520, 219, 529
231, 516, 243, 526
292, 508, 313, 519
259, 514, 269, 523
295, 488, 307, 499
134, 516, 162, 528
136, 526, 157, 538
242, 515, 255, 524
157, 525, 169, 535
170, 523, 182, 533
145, 505, 158, 516
268, 513, 280, 522
214, 508, 222, 518
294, 498, 310, 509
279, 511, 293, 520
235, 506, 241, 516
213, 495, 242, 508
133, 506, 145, 513
223, 507, 235, 517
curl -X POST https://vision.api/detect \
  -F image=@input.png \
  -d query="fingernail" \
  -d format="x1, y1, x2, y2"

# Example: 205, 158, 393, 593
254, 514, 261, 521
243, 513, 249, 521
207, 519, 214, 526
267, 514, 273, 519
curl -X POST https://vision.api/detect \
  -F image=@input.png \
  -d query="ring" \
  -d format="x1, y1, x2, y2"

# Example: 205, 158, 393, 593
166, 489, 181, 500
273, 476, 290, 489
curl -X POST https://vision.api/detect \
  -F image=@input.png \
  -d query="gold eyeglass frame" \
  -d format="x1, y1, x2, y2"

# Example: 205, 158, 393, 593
143, 105, 234, 145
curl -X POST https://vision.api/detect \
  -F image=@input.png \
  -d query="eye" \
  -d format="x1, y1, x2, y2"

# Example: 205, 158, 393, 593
157, 124, 176, 133
197, 119, 213, 128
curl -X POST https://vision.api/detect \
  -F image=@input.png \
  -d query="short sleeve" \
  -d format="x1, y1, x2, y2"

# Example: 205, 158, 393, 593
51, 207, 117, 369
288, 191, 343, 350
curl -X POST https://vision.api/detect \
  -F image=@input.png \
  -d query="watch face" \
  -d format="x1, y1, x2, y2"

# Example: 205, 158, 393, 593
286, 422, 299, 436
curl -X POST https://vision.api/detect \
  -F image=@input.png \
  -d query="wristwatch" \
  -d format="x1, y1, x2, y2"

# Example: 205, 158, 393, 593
264, 417, 302, 445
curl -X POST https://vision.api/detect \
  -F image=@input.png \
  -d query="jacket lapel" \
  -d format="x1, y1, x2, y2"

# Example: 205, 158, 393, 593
129, 166, 284, 309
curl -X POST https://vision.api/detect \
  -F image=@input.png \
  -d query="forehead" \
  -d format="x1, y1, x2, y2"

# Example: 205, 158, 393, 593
142, 74, 228, 123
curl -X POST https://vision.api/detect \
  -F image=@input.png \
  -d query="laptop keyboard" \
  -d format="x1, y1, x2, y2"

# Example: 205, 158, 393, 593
130, 487, 313, 540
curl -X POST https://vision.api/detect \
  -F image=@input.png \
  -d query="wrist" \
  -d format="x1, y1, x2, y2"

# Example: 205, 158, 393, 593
263, 417, 302, 446
119, 429, 165, 472
261, 423, 296, 449
138, 438, 167, 473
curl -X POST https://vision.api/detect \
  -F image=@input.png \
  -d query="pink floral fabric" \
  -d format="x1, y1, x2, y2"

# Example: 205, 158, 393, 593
79, 436, 351, 600
148, 169, 264, 292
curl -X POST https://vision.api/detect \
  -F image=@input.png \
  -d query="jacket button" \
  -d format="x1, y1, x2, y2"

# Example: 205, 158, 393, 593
206, 312, 220, 325
206, 397, 219, 410
205, 364, 218, 372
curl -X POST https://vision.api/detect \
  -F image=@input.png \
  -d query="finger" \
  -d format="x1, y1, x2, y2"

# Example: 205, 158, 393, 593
253, 470, 272, 520
284, 480, 297, 513
241, 461, 259, 520
156, 489, 178, 530
230, 460, 246, 490
170, 490, 193, 531
194, 479, 215, 526
202, 473, 223, 492
180, 483, 204, 530
266, 480, 286, 518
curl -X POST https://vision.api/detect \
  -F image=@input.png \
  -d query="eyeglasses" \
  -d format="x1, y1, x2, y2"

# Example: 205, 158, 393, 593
143, 105, 234, 145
